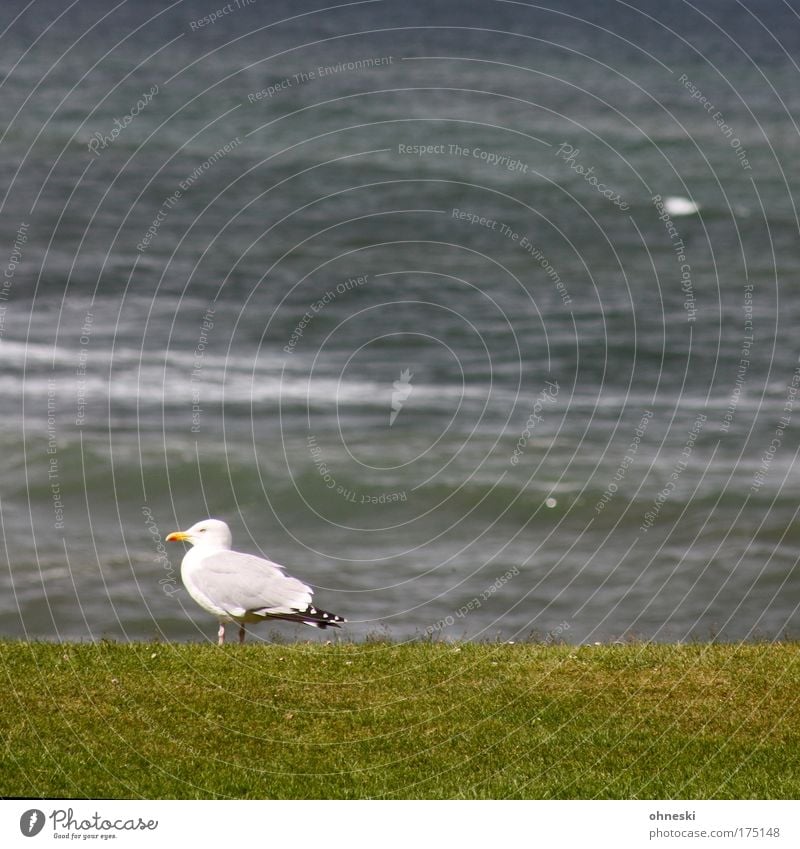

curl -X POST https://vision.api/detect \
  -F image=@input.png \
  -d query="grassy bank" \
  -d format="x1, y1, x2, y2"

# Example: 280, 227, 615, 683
1, 640, 798, 799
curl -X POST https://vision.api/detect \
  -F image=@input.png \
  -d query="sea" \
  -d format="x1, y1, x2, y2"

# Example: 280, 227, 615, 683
1, 0, 799, 643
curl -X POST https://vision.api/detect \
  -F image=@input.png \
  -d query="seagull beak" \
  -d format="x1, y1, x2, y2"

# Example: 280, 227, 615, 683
165, 531, 190, 543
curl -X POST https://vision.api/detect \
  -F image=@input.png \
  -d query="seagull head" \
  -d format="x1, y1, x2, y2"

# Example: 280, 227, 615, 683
166, 518, 232, 550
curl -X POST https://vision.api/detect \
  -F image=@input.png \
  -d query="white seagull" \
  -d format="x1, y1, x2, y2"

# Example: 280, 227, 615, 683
166, 518, 345, 645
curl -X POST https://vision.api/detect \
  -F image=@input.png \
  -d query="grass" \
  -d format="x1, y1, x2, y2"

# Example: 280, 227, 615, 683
1, 640, 799, 799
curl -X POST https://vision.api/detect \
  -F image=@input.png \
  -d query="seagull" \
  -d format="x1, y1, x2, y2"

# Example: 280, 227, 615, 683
165, 518, 345, 645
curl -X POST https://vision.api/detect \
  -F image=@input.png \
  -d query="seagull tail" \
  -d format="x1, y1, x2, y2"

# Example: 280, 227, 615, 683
262, 606, 346, 629
296, 604, 347, 629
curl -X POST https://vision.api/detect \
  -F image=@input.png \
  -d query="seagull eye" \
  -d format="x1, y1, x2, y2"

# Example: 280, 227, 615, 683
199, 528, 207, 533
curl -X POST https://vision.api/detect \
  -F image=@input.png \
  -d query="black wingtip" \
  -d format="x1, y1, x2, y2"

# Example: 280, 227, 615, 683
299, 605, 346, 629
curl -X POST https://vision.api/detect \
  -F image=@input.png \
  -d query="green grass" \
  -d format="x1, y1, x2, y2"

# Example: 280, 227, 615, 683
1, 640, 799, 799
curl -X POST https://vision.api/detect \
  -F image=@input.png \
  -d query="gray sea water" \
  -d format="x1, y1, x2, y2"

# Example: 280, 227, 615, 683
1, 0, 799, 644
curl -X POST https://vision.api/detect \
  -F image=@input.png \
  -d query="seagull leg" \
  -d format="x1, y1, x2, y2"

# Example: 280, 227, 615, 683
217, 622, 225, 646
238, 623, 246, 644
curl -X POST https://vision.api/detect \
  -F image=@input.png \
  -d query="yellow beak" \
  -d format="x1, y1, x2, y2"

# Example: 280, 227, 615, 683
165, 531, 190, 543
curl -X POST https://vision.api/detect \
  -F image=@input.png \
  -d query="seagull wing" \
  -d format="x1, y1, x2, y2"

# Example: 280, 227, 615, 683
193, 549, 313, 618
